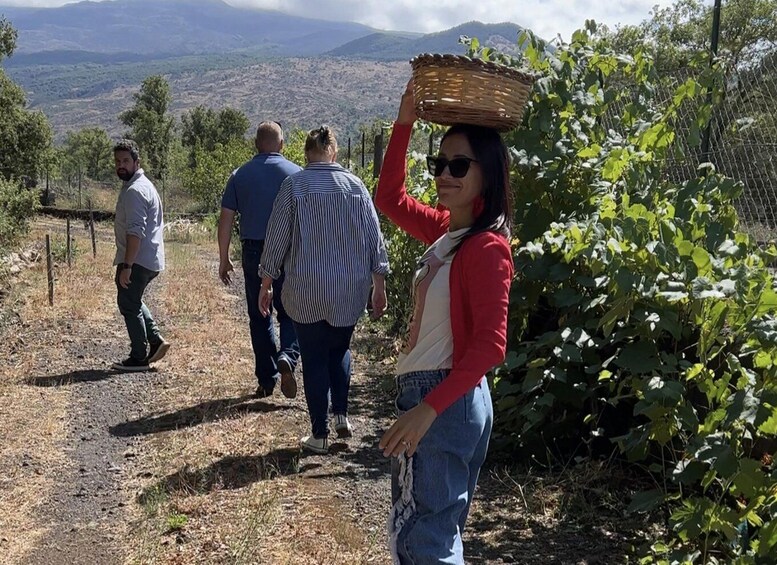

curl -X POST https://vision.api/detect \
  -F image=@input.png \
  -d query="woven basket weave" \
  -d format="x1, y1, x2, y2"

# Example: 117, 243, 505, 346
410, 53, 535, 132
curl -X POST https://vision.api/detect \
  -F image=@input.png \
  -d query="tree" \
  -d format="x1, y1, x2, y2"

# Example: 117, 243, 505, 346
180, 105, 249, 166
0, 68, 52, 182
62, 127, 114, 180
608, 0, 777, 71
182, 138, 253, 212
119, 75, 174, 181
0, 17, 48, 247
0, 16, 17, 61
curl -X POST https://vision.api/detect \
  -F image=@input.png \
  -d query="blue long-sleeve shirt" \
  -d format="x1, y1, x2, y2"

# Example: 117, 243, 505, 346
260, 162, 390, 327
113, 168, 165, 271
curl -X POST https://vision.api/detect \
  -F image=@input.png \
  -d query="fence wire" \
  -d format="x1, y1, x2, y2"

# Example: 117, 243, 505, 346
662, 51, 777, 242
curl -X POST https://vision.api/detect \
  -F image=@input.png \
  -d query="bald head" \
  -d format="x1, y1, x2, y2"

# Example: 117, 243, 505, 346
255, 121, 284, 153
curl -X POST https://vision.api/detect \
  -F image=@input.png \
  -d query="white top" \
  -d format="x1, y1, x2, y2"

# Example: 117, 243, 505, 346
396, 228, 468, 375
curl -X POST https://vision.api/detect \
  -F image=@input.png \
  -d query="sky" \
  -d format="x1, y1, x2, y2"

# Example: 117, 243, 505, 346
0, 0, 710, 41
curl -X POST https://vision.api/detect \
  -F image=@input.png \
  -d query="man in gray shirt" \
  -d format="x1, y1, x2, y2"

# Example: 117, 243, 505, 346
112, 139, 169, 371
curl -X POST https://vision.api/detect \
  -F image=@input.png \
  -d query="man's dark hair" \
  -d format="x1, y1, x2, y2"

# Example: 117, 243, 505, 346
113, 139, 140, 161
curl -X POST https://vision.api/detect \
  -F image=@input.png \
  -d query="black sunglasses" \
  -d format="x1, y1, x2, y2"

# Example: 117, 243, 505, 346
426, 156, 478, 178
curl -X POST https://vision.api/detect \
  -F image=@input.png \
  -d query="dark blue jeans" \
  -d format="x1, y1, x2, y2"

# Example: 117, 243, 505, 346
115, 264, 162, 361
293, 320, 355, 439
242, 239, 299, 392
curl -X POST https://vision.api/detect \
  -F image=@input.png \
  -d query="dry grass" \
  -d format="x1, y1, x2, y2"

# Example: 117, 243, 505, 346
121, 238, 390, 564
0, 220, 117, 561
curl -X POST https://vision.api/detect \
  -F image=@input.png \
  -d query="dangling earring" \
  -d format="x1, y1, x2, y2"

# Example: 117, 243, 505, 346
472, 195, 485, 217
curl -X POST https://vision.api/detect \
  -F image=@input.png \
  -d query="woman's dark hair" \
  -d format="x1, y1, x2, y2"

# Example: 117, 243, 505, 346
305, 124, 337, 155
440, 123, 512, 241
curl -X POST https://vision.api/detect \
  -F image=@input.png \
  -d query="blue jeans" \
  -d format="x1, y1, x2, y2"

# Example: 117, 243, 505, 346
115, 264, 162, 361
389, 370, 493, 565
293, 320, 355, 438
242, 239, 299, 392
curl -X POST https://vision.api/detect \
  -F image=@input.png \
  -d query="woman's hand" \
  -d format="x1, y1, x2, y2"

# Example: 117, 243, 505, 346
396, 78, 417, 126
371, 285, 387, 320
379, 401, 437, 458
258, 277, 273, 317
370, 273, 387, 320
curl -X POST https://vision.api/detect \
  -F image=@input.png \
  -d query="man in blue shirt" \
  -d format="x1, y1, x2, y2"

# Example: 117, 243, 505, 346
218, 121, 302, 399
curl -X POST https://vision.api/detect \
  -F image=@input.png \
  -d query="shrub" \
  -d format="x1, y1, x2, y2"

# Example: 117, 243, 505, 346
466, 24, 777, 563
0, 177, 38, 250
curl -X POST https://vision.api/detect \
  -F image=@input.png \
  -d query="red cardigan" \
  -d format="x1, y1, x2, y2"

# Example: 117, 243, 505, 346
375, 122, 514, 415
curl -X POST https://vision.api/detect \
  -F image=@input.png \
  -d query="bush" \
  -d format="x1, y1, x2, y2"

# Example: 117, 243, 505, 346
468, 24, 777, 563
182, 139, 253, 212
0, 177, 38, 250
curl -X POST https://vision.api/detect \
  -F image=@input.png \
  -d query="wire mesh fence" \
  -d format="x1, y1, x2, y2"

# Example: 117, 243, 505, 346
658, 51, 777, 243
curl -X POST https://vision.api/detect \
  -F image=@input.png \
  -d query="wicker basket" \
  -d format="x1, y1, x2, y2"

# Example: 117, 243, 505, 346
410, 53, 535, 132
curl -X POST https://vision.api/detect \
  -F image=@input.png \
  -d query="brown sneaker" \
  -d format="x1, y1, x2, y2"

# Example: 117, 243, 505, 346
278, 356, 297, 399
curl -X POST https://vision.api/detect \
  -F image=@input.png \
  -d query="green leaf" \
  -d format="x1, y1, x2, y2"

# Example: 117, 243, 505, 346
754, 350, 772, 369
758, 519, 777, 558
599, 297, 632, 337
696, 437, 739, 478
691, 247, 711, 273
756, 402, 777, 435
733, 459, 767, 498
756, 288, 777, 316
628, 489, 664, 513
614, 342, 661, 374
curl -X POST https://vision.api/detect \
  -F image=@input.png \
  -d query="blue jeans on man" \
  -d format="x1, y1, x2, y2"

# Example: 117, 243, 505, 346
115, 264, 162, 361
242, 239, 299, 392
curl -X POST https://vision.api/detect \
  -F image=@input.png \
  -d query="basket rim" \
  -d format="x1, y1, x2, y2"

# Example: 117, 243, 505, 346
410, 53, 536, 86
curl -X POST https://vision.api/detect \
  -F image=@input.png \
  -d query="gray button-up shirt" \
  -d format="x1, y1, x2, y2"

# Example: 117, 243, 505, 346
114, 168, 165, 272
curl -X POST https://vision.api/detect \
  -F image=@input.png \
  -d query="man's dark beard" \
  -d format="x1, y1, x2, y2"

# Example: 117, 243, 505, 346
117, 169, 133, 181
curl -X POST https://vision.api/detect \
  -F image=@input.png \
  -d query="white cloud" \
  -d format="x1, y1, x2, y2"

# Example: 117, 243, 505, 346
1, 0, 712, 41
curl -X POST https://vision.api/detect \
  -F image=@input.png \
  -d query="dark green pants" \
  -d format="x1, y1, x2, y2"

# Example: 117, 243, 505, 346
115, 264, 161, 361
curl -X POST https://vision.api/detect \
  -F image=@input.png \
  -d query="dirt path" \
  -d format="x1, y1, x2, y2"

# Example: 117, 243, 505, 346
1, 217, 648, 565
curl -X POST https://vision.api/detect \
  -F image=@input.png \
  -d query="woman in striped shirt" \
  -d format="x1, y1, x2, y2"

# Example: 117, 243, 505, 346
259, 125, 390, 454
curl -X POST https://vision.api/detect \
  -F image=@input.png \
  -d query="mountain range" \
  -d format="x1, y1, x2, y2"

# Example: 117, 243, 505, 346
0, 0, 527, 138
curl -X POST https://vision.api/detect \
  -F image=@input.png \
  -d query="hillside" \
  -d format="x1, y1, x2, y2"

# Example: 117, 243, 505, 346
0, 1, 529, 139
0, 0, 376, 56
328, 21, 525, 60
30, 57, 410, 141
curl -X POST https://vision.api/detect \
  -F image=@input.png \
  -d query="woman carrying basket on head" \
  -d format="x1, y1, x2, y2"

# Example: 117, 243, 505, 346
376, 79, 514, 564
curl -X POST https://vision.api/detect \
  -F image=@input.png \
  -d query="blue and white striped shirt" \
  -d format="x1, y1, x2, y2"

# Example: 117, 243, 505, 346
260, 162, 390, 327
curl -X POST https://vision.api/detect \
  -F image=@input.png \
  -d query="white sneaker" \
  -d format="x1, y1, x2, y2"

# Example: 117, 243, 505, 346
333, 414, 353, 438
300, 435, 328, 454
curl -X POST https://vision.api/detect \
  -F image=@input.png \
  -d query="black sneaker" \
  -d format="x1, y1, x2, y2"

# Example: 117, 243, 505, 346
255, 385, 273, 398
112, 357, 150, 372
147, 339, 171, 363
278, 356, 297, 399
